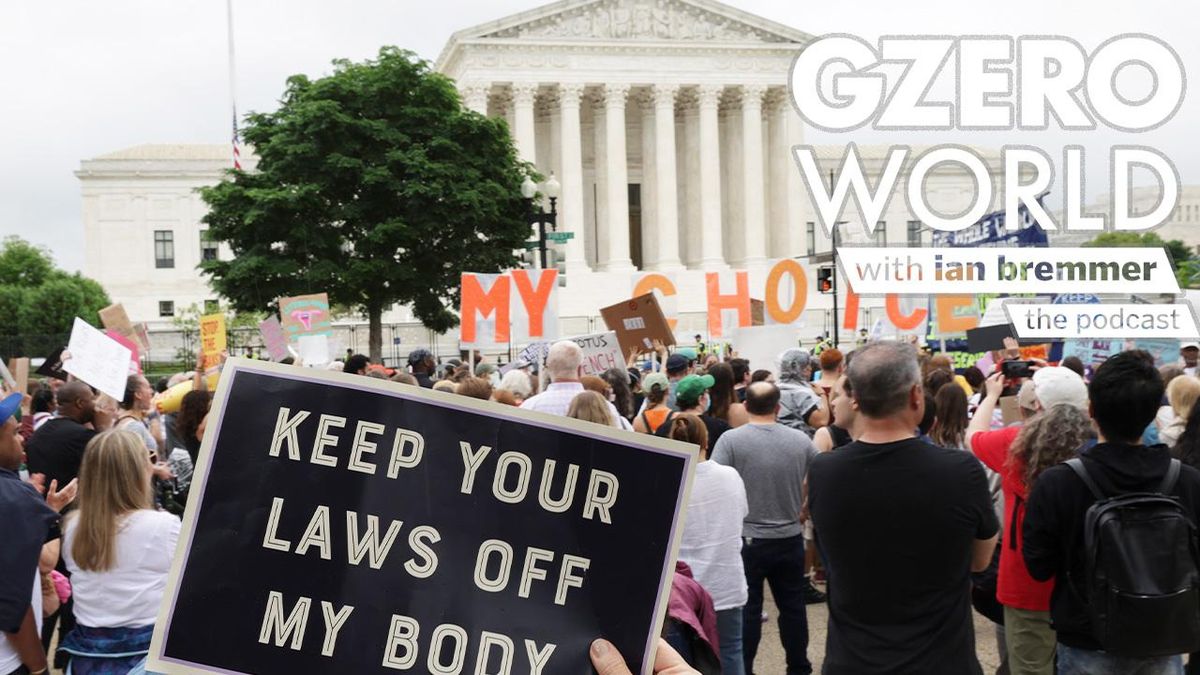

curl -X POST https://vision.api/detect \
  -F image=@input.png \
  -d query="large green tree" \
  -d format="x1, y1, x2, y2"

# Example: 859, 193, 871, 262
0, 236, 111, 345
200, 47, 532, 361
1083, 231, 1196, 288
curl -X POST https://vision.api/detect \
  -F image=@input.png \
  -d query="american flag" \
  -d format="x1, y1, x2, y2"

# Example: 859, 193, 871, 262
231, 113, 242, 171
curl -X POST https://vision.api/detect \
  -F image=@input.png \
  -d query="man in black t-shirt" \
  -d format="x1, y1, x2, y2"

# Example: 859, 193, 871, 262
809, 342, 999, 675
24, 382, 109, 495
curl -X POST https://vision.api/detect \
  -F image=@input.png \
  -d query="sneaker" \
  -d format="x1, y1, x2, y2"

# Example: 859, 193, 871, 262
803, 584, 827, 604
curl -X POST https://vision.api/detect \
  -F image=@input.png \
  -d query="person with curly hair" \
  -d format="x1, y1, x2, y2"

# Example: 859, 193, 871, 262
968, 369, 1090, 675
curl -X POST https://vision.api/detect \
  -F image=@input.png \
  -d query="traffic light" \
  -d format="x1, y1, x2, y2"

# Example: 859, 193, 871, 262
817, 266, 834, 294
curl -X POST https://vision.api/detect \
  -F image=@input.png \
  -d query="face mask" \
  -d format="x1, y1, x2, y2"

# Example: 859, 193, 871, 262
702, 394, 711, 412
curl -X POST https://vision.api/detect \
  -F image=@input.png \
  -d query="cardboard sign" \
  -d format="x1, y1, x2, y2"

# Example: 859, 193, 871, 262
148, 359, 694, 675
200, 313, 227, 359
259, 316, 291, 362
0, 360, 15, 390
600, 294, 675, 357
98, 302, 150, 351
35, 347, 68, 381
279, 293, 333, 343
62, 318, 131, 400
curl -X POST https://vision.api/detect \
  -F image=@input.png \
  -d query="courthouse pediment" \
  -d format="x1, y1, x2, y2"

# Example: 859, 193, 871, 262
454, 0, 809, 45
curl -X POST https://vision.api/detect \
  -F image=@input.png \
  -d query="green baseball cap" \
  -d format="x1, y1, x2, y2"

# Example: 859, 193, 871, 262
675, 374, 715, 408
643, 372, 670, 394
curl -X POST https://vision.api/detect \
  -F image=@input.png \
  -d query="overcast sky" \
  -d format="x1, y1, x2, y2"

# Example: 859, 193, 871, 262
2, 0, 1195, 272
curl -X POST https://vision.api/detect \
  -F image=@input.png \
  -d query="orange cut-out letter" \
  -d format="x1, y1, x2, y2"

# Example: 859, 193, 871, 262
510, 269, 557, 339
459, 273, 510, 344
633, 273, 678, 330
886, 294, 928, 331
843, 289, 860, 332
706, 272, 751, 338
765, 260, 808, 324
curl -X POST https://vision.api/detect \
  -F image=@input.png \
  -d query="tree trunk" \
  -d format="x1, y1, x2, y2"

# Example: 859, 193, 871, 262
368, 305, 383, 363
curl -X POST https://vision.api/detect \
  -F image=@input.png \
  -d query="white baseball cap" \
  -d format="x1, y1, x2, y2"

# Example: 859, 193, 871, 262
1032, 366, 1088, 411
1181, 342, 1200, 351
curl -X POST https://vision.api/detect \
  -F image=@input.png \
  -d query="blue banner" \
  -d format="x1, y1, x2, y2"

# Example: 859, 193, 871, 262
931, 193, 1051, 248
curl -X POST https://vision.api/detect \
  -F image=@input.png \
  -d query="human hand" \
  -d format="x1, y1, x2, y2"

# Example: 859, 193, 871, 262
1002, 337, 1020, 359
92, 403, 115, 431
590, 638, 699, 675
984, 372, 1006, 401
46, 478, 79, 513
27, 472, 46, 494
152, 462, 174, 481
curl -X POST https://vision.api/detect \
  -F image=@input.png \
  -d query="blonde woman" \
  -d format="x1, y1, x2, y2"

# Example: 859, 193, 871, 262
59, 430, 180, 674
1158, 375, 1200, 448
568, 391, 619, 427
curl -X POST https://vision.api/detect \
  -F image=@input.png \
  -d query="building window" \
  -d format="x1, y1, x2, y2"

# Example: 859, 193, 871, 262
200, 230, 219, 262
159, 301, 175, 317
154, 230, 174, 268
876, 221, 888, 247
806, 222, 816, 255
204, 299, 220, 314
907, 220, 922, 246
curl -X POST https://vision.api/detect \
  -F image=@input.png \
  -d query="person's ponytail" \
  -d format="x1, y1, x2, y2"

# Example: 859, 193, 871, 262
667, 413, 709, 454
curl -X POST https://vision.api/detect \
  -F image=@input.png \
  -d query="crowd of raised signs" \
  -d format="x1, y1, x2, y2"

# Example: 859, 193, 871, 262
6, 334, 1200, 675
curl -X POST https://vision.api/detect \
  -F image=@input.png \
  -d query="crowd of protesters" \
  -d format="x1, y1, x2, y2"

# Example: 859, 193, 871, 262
7, 334, 1200, 674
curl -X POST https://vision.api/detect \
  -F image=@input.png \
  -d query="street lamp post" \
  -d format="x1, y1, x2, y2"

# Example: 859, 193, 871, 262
521, 174, 561, 269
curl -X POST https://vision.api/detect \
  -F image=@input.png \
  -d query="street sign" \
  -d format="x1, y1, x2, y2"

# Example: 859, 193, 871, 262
546, 231, 575, 243
522, 241, 539, 250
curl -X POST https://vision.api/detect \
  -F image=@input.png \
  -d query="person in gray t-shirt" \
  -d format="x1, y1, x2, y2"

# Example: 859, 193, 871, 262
710, 381, 817, 675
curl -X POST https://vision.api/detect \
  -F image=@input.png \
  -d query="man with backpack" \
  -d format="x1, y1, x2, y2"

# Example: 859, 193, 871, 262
1023, 350, 1200, 674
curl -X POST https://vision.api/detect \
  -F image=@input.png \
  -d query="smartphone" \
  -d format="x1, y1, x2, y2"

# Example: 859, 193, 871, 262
1002, 360, 1035, 379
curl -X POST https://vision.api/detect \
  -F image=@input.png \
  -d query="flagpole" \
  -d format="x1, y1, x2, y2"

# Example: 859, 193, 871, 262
226, 0, 241, 170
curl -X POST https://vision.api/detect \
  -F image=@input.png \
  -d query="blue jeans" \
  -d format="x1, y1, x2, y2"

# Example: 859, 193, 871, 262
718, 607, 746, 675
1057, 644, 1183, 675
741, 535, 811, 675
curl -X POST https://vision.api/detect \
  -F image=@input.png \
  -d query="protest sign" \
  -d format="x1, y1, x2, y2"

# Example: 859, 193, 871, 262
600, 294, 675, 357
259, 316, 290, 362
1135, 338, 1180, 367
0, 359, 15, 391
569, 332, 624, 377
6, 358, 28, 397
279, 294, 333, 342
731, 325, 800, 375
35, 347, 68, 381
148, 359, 694, 675
104, 330, 141, 375
1061, 339, 1122, 366
63, 318, 131, 399
200, 313, 227, 360
99, 302, 151, 351
297, 334, 331, 367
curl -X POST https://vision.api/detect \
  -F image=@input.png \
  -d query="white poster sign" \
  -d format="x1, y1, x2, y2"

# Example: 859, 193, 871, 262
62, 317, 132, 400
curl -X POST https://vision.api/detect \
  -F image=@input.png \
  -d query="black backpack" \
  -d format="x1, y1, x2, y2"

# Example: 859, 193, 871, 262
1066, 457, 1200, 656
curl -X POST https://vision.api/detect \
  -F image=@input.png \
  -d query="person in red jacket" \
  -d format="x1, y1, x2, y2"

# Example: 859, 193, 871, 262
966, 366, 1090, 674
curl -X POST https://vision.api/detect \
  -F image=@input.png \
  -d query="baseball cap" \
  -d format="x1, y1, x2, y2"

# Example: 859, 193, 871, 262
1183, 342, 1200, 351
675, 374, 715, 408
407, 348, 433, 365
643, 372, 670, 394
666, 353, 690, 373
1016, 380, 1039, 411
1032, 366, 1088, 410
0, 392, 21, 423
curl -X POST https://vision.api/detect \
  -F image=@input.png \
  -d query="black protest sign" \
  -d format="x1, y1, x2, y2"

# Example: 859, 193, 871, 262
149, 359, 696, 675
34, 346, 68, 381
